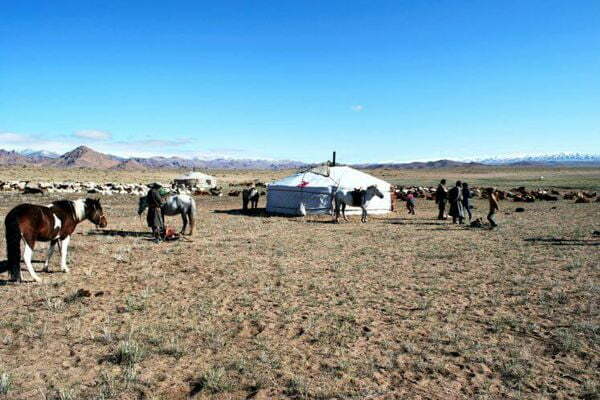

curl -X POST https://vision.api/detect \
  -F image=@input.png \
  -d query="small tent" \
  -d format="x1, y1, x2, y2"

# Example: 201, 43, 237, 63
173, 172, 217, 189
266, 165, 393, 215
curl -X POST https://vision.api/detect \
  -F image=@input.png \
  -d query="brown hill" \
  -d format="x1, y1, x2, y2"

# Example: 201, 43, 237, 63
111, 159, 147, 171
0, 150, 35, 165
51, 146, 121, 169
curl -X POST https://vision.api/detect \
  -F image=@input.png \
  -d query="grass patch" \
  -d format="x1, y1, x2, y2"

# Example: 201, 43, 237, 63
0, 371, 12, 395
190, 367, 231, 395
111, 340, 145, 365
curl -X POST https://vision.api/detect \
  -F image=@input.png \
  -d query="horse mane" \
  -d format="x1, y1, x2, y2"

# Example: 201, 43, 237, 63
51, 200, 77, 220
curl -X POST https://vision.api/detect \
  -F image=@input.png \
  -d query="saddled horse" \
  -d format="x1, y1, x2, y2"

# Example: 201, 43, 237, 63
333, 185, 384, 223
242, 187, 260, 211
138, 194, 197, 235
2, 198, 107, 282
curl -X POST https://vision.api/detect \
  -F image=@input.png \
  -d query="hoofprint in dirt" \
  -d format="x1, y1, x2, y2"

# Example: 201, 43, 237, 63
0, 167, 598, 399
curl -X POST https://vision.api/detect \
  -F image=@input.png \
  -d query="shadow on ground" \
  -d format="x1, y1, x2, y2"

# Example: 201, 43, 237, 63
213, 208, 268, 217
524, 237, 600, 246
388, 218, 449, 226
86, 229, 152, 238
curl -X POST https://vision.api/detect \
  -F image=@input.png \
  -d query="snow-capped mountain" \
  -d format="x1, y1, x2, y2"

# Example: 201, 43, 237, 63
18, 149, 60, 159
479, 153, 600, 166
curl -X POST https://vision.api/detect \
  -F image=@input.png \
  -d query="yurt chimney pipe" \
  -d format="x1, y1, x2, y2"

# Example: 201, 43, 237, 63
332, 151, 336, 166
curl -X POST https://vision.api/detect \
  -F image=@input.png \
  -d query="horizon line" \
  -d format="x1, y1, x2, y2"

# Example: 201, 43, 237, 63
1, 145, 600, 165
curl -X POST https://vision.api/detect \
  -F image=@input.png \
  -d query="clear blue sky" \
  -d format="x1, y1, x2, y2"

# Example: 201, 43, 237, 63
1, 1, 599, 162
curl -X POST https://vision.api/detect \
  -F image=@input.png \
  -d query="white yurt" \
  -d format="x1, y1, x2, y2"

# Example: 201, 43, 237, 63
266, 165, 392, 216
173, 172, 217, 188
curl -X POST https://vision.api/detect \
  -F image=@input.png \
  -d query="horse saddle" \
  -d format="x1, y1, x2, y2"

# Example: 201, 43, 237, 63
351, 189, 365, 207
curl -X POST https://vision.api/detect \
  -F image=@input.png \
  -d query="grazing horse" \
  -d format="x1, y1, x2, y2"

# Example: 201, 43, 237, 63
2, 198, 107, 282
242, 187, 260, 211
138, 194, 197, 235
333, 185, 385, 223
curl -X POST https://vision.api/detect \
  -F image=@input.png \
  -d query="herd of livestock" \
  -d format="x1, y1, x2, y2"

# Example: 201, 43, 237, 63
395, 185, 600, 204
0, 180, 226, 196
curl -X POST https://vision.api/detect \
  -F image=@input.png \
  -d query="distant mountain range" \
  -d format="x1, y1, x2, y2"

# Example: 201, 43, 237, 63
0, 146, 598, 170
0, 146, 308, 170
478, 152, 600, 166
354, 159, 484, 169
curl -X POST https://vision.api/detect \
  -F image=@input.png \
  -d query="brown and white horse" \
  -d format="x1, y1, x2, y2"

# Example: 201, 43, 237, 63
2, 198, 107, 282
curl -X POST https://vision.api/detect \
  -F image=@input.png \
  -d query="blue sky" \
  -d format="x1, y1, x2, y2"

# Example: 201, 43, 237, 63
1, 1, 599, 162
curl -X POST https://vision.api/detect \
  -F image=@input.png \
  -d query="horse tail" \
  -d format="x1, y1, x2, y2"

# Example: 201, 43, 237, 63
188, 197, 197, 235
3, 210, 22, 281
332, 191, 340, 217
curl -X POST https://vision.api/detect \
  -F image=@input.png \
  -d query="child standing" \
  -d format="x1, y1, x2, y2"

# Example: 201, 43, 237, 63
487, 187, 499, 229
406, 192, 416, 215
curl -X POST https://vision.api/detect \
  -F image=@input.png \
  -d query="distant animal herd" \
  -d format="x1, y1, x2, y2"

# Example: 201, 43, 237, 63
394, 185, 599, 204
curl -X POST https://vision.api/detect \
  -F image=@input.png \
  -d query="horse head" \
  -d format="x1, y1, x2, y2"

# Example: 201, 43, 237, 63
367, 185, 385, 199
137, 195, 148, 216
85, 198, 107, 228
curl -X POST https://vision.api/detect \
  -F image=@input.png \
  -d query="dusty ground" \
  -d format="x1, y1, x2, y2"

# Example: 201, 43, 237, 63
0, 167, 599, 400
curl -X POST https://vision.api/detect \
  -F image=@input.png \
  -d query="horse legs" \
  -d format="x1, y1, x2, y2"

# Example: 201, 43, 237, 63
43, 239, 58, 272
333, 200, 340, 222
188, 210, 195, 236
59, 235, 71, 273
23, 239, 42, 283
361, 207, 367, 223
342, 203, 348, 222
180, 212, 188, 235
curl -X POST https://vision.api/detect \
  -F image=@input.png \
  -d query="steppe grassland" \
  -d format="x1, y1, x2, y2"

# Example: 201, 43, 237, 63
0, 166, 598, 399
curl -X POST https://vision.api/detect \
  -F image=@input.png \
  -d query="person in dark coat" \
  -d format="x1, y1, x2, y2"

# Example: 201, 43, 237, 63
462, 182, 472, 221
435, 179, 448, 220
147, 183, 165, 242
448, 180, 464, 224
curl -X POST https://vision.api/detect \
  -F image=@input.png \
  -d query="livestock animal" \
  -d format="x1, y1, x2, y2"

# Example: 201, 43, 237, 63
138, 194, 197, 236
333, 185, 385, 223
242, 187, 260, 211
23, 187, 45, 195
2, 198, 107, 282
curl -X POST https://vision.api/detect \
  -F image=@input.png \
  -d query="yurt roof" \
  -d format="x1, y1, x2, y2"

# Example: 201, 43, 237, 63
269, 165, 390, 190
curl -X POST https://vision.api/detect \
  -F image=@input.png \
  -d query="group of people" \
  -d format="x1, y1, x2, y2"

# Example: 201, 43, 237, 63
434, 179, 499, 228
404, 179, 499, 227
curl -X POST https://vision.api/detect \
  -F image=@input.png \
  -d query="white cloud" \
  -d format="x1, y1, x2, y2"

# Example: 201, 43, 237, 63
0, 130, 263, 160
0, 132, 30, 143
350, 105, 364, 112
74, 130, 112, 140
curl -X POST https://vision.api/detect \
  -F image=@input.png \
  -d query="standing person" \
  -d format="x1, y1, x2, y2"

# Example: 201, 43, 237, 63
435, 179, 448, 220
448, 180, 465, 224
462, 182, 472, 222
147, 183, 165, 243
406, 191, 416, 215
487, 187, 499, 229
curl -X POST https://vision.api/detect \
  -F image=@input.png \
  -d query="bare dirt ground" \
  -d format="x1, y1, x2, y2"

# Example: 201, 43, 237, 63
0, 167, 599, 399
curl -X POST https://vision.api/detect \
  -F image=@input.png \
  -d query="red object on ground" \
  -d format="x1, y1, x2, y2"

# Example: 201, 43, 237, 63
164, 227, 180, 241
